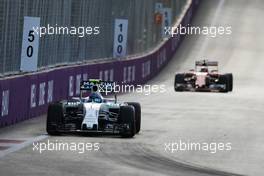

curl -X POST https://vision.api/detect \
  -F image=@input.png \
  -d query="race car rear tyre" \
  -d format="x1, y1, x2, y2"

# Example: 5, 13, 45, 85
219, 75, 229, 93
46, 103, 63, 135
205, 76, 211, 87
174, 74, 185, 91
120, 105, 136, 138
226, 73, 233, 91
126, 102, 141, 133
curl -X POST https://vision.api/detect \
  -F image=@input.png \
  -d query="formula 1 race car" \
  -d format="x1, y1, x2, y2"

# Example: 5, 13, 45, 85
174, 60, 233, 92
46, 79, 141, 138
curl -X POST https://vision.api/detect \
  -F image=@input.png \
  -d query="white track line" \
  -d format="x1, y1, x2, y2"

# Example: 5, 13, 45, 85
0, 135, 48, 158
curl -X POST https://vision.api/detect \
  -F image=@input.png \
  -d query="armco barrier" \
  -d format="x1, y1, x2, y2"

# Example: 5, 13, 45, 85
0, 0, 200, 128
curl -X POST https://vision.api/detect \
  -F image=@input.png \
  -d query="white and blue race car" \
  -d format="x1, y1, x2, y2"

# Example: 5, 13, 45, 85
46, 79, 141, 138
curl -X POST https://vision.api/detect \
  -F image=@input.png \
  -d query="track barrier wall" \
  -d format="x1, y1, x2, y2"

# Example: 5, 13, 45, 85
0, 0, 200, 127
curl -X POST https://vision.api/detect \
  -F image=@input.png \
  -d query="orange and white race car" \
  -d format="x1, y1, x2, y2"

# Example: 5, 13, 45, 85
174, 60, 233, 92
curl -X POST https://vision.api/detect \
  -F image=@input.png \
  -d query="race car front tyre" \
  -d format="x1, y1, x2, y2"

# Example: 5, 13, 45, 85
219, 75, 229, 93
120, 105, 136, 138
46, 103, 64, 135
226, 73, 233, 91
126, 102, 141, 133
174, 74, 185, 91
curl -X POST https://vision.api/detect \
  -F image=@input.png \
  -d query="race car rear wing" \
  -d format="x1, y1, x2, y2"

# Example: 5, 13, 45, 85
80, 79, 114, 93
195, 60, 218, 67
80, 79, 117, 102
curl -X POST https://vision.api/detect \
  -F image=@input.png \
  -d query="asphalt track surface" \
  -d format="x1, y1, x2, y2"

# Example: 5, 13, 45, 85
0, 0, 263, 175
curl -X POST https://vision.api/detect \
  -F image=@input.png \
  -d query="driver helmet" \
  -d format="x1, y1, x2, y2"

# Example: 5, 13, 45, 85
88, 92, 103, 103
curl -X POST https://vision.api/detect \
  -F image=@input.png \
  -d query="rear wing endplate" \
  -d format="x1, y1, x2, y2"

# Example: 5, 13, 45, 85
195, 60, 218, 66
80, 79, 114, 93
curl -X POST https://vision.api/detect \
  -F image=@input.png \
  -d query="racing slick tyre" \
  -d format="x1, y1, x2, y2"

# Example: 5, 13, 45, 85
46, 103, 64, 135
174, 74, 185, 91
226, 73, 233, 92
219, 75, 229, 93
126, 102, 141, 133
205, 76, 211, 87
120, 105, 136, 138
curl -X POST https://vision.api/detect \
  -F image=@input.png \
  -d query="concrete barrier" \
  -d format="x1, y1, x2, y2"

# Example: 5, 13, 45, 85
0, 0, 200, 127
